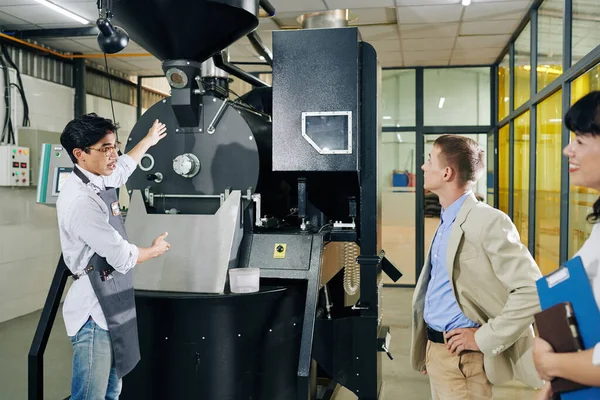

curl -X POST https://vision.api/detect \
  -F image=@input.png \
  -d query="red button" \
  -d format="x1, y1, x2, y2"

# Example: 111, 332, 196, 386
22, 178, 26, 183
18, 149, 22, 154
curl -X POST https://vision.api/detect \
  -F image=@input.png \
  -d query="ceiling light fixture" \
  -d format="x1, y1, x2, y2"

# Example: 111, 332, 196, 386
34, 0, 89, 25
438, 97, 446, 109
383, 116, 392, 120
462, 0, 472, 5
97, 18, 129, 54
96, 0, 129, 54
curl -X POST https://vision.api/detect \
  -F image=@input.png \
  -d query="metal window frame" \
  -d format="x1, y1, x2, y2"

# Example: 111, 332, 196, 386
560, 0, 573, 264
301, 111, 353, 155
509, 118, 515, 219
498, 44, 600, 127
528, 6, 539, 256
491, 64, 499, 210
415, 69, 425, 282
508, 42, 516, 220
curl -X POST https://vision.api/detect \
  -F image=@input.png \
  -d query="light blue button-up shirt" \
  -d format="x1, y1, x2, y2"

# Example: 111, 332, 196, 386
423, 192, 479, 333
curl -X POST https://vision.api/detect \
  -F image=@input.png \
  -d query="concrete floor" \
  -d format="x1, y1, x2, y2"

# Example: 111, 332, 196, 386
0, 288, 539, 400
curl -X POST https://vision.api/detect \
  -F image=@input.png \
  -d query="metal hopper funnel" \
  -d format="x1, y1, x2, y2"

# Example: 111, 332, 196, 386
111, 0, 262, 62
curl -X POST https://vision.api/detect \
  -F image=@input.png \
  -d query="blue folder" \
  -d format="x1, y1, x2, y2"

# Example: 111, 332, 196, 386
536, 256, 600, 400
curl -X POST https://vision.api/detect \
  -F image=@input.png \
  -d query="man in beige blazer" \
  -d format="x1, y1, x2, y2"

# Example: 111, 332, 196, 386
410, 135, 543, 399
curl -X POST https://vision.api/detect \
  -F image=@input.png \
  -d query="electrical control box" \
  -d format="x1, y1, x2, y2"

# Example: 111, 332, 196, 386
36, 143, 72, 205
17, 127, 62, 186
0, 145, 30, 186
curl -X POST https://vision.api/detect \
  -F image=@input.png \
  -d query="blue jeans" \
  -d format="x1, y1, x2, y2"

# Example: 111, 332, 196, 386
70, 318, 122, 400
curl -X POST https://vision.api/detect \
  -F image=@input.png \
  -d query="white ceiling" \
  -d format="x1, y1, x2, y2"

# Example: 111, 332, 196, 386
0, 0, 575, 77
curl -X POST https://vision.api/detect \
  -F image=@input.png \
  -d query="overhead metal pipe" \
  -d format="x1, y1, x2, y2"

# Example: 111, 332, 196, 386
212, 51, 270, 88
259, 0, 275, 16
247, 31, 272, 66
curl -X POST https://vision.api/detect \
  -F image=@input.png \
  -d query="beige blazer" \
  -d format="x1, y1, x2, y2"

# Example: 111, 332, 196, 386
410, 194, 544, 388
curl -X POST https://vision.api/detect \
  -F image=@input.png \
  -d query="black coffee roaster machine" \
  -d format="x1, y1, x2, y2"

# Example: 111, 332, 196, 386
28, 1, 402, 399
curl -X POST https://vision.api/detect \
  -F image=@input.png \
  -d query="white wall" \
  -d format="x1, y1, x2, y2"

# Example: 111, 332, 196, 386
0, 188, 62, 323
0, 72, 139, 323
19, 75, 74, 134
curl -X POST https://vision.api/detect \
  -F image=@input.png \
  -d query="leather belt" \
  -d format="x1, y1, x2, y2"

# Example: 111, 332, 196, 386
427, 327, 445, 344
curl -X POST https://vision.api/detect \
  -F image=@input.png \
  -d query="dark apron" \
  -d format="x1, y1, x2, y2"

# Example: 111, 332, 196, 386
74, 167, 140, 379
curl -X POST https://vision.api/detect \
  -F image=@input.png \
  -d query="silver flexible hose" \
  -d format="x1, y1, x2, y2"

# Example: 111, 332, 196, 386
343, 242, 360, 295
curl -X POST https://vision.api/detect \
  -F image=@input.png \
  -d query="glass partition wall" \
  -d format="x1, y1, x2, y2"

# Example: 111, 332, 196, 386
381, 67, 492, 286
380, 0, 599, 285
496, 0, 600, 275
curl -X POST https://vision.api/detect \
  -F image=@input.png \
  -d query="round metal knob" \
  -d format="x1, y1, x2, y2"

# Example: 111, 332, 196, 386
173, 153, 200, 178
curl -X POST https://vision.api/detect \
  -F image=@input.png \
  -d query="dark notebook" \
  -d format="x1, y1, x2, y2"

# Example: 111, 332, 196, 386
534, 302, 587, 393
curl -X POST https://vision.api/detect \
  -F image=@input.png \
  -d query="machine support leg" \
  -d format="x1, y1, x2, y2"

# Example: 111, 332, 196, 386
297, 271, 320, 400
28, 255, 70, 400
297, 237, 322, 400
355, 256, 384, 399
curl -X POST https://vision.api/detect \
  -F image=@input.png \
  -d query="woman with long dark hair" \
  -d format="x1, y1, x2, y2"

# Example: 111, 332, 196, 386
533, 90, 600, 399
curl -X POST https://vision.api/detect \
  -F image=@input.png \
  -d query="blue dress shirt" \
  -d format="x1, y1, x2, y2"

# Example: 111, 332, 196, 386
423, 192, 480, 333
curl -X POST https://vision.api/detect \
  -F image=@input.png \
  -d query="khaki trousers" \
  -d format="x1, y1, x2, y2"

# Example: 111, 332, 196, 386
425, 341, 493, 400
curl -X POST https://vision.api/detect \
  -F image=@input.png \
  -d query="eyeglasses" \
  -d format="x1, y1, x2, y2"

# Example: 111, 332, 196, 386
86, 142, 121, 157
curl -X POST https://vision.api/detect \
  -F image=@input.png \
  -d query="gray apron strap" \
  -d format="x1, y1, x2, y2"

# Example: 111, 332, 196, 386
74, 166, 141, 378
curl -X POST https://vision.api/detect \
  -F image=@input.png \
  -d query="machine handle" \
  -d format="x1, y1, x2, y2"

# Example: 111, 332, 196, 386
207, 100, 229, 134
378, 326, 394, 360
251, 193, 264, 227
146, 172, 163, 183
381, 344, 394, 360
